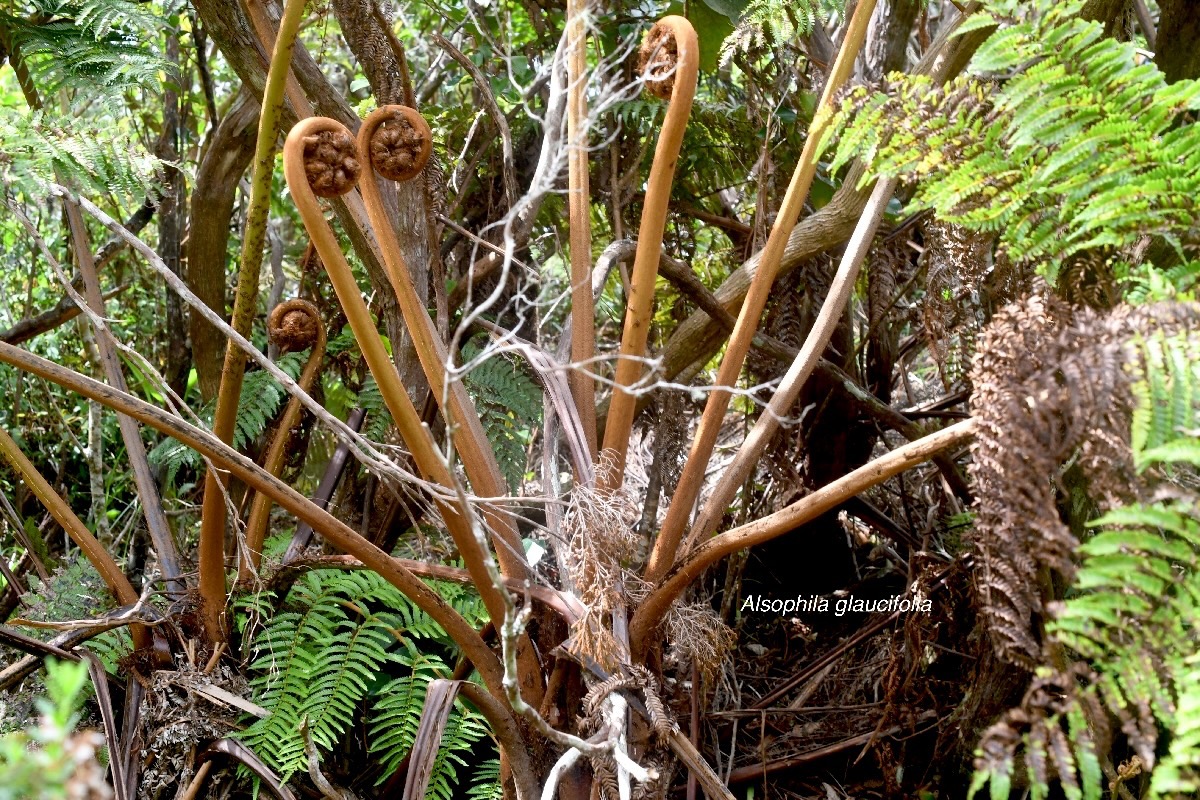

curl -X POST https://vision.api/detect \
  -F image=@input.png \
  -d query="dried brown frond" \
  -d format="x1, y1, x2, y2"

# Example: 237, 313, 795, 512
920, 218, 1011, 388
974, 665, 1110, 794
138, 660, 249, 798
969, 295, 1200, 667
561, 481, 640, 669
664, 600, 735, 682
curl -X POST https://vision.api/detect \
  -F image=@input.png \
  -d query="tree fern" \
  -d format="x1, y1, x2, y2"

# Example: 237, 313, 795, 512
821, 0, 1200, 283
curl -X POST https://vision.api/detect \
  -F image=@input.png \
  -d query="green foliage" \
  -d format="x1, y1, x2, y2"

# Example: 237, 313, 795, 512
356, 375, 395, 443
367, 652, 493, 799
0, 658, 99, 800
147, 352, 306, 489
1129, 330, 1200, 470
461, 340, 542, 492
0, 109, 162, 201
20, 557, 130, 674
720, 0, 839, 65
822, 0, 1200, 283
1, 0, 168, 95
240, 569, 492, 791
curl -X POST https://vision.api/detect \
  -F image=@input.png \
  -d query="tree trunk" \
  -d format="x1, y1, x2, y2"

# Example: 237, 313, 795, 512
1155, 0, 1200, 83
159, 26, 190, 400
187, 88, 259, 403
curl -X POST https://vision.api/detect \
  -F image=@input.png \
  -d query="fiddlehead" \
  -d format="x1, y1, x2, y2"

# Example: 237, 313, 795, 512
283, 117, 522, 699
301, 128, 362, 198
267, 298, 323, 353
356, 106, 531, 584
239, 299, 327, 583
365, 105, 431, 182
638, 20, 682, 101
598, 16, 698, 491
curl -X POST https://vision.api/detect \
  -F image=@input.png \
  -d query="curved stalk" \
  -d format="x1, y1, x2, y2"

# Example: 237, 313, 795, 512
598, 16, 698, 489
644, 0, 878, 583
197, 0, 310, 643
239, 300, 327, 582
356, 107, 529, 579
566, 0, 597, 458
282, 117, 519, 653
685, 179, 898, 552
0, 426, 149, 650
629, 419, 976, 658
0, 338, 509, 701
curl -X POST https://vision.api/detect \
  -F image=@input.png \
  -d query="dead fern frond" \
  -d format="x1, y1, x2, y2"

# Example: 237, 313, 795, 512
969, 297, 1200, 666
971, 665, 1109, 799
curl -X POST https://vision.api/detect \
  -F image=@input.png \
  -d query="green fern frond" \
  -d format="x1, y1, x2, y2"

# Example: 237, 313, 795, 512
0, 0, 168, 95
1127, 330, 1200, 469
241, 569, 492, 785
719, 0, 839, 65
0, 109, 161, 201
461, 341, 541, 492
467, 758, 504, 800
823, 0, 1200, 284
356, 376, 394, 442
241, 571, 402, 780
366, 650, 495, 799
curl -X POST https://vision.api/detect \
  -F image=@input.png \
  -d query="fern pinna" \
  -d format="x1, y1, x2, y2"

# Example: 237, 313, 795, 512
239, 569, 496, 794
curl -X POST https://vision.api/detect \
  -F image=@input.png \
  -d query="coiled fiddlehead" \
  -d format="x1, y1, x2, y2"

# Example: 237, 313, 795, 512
599, 16, 698, 491
356, 106, 531, 583
301, 129, 362, 198
365, 105, 431, 182
638, 21, 682, 101
282, 116, 523, 692
239, 299, 327, 583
